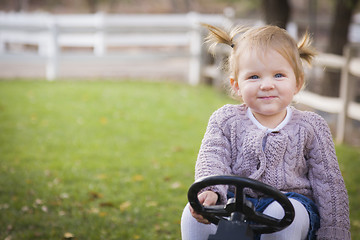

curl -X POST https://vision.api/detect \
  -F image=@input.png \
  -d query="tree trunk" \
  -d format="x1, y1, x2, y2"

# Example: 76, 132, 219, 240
87, 0, 99, 13
170, 0, 191, 13
14, 0, 28, 12
322, 0, 359, 97
262, 0, 290, 29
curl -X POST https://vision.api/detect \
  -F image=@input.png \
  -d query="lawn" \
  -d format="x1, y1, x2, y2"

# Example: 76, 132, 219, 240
0, 80, 359, 239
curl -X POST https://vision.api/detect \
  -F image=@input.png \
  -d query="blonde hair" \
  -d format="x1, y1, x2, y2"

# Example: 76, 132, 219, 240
202, 23, 317, 94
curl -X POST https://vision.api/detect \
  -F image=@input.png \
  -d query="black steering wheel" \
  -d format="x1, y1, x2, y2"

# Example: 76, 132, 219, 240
188, 175, 295, 234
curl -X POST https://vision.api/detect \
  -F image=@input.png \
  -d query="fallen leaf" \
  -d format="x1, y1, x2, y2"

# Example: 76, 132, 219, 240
146, 201, 158, 207
63, 232, 75, 239
100, 202, 115, 207
21, 206, 30, 212
89, 191, 103, 200
53, 178, 60, 184
96, 174, 107, 179
59, 210, 66, 216
60, 193, 69, 199
100, 117, 108, 125
172, 146, 184, 152
30, 114, 37, 121
89, 207, 99, 214
151, 159, 160, 169
49, 200, 61, 206
163, 176, 171, 182
7, 224, 13, 232
99, 211, 107, 217
44, 169, 51, 177
48, 178, 60, 187
120, 201, 131, 212
41, 206, 48, 212
0, 203, 9, 210
132, 175, 144, 182
35, 199, 43, 205
133, 235, 140, 239
171, 182, 182, 189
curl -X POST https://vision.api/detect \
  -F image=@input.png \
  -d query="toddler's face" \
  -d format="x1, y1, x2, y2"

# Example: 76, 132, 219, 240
234, 49, 300, 126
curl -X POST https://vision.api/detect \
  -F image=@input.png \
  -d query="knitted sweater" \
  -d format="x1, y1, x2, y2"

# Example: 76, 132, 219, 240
195, 104, 350, 240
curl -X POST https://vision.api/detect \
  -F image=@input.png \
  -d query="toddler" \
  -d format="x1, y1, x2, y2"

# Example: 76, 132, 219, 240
181, 24, 350, 240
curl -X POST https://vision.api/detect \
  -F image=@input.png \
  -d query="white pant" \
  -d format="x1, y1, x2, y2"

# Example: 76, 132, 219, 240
181, 198, 309, 240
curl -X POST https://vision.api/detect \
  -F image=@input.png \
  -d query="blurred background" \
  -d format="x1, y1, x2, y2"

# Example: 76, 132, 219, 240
1, 0, 359, 145
0, 1, 359, 239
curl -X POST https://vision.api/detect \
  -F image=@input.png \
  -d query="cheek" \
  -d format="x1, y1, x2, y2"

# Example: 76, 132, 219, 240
239, 85, 254, 101
239, 80, 260, 100
240, 83, 255, 94
281, 84, 298, 101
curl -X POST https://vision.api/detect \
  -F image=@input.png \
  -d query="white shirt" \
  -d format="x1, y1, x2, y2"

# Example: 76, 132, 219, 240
247, 106, 292, 133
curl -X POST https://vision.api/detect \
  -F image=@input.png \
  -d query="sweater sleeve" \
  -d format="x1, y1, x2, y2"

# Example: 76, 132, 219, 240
195, 106, 234, 204
305, 113, 351, 240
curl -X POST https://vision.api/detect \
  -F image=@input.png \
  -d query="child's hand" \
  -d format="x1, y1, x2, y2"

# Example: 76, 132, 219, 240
189, 190, 218, 224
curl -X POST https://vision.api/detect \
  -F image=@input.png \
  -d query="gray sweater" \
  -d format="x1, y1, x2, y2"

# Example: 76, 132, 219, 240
195, 104, 350, 240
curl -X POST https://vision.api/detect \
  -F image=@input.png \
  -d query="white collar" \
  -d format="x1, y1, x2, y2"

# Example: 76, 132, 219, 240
246, 107, 292, 133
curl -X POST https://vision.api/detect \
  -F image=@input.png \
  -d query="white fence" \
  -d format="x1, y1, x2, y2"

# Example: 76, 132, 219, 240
0, 12, 232, 84
297, 46, 360, 144
0, 12, 359, 144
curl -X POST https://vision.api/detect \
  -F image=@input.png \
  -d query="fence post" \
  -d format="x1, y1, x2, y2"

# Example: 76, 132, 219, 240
336, 44, 353, 144
188, 12, 202, 85
94, 12, 106, 56
0, 34, 4, 54
46, 18, 59, 81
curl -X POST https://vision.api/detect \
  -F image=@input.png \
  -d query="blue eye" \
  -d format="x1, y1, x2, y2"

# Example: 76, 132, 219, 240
275, 73, 284, 78
249, 75, 260, 80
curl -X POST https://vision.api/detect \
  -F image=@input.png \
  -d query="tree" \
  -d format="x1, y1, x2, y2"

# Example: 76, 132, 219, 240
261, 0, 291, 29
322, 0, 360, 97
170, 0, 191, 13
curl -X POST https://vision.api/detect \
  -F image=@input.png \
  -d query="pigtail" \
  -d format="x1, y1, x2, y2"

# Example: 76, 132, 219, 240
297, 31, 317, 65
201, 23, 246, 54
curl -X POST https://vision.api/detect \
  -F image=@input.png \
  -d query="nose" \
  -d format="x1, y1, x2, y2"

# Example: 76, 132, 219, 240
260, 77, 275, 91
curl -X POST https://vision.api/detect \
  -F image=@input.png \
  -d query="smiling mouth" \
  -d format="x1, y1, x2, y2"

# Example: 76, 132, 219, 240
258, 96, 277, 100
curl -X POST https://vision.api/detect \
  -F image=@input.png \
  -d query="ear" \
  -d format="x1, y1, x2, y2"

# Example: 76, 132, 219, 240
230, 77, 242, 98
295, 75, 304, 94
230, 77, 239, 91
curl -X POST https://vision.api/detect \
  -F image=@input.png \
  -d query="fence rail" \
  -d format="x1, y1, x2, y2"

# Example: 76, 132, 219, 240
297, 45, 359, 143
0, 12, 232, 85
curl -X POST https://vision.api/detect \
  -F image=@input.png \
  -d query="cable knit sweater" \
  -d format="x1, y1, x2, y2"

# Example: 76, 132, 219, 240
195, 104, 350, 240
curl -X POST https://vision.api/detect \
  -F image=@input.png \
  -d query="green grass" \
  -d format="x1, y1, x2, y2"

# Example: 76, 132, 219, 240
0, 79, 359, 239
336, 144, 360, 238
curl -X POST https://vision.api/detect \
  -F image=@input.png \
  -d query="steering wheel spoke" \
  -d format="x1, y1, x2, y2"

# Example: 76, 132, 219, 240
248, 212, 281, 227
203, 205, 230, 215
